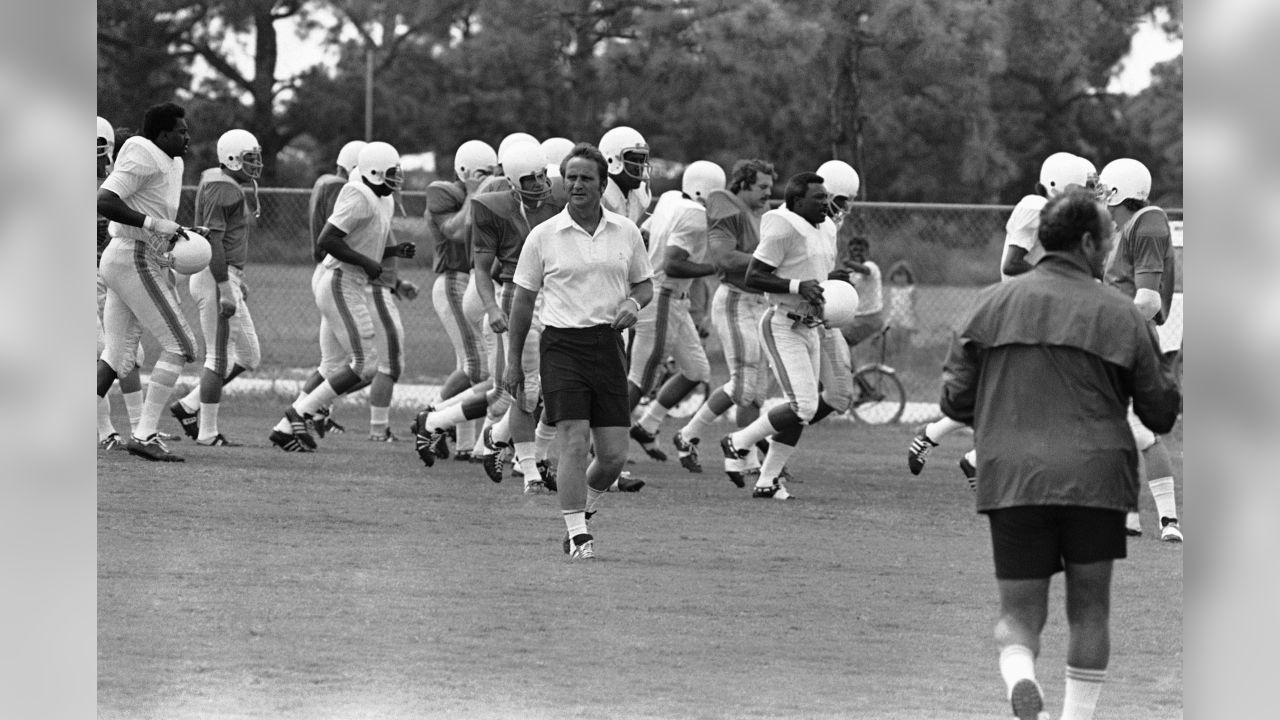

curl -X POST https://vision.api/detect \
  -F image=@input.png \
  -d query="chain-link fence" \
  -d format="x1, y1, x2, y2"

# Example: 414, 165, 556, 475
148, 188, 1181, 424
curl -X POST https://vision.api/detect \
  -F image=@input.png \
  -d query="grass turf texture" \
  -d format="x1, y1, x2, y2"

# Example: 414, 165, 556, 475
99, 398, 1183, 719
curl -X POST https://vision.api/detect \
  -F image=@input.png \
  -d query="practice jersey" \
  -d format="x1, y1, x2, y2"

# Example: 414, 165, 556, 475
705, 188, 761, 292
754, 206, 836, 308
1001, 194, 1048, 282
194, 167, 250, 278
321, 181, 393, 282
96, 176, 111, 263
100, 135, 184, 250
603, 177, 651, 226
470, 188, 565, 283
425, 179, 472, 273
648, 193, 709, 295
309, 173, 346, 263
1104, 206, 1177, 325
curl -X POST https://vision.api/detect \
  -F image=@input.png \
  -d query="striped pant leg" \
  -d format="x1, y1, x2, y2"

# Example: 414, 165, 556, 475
369, 284, 405, 380
759, 307, 821, 421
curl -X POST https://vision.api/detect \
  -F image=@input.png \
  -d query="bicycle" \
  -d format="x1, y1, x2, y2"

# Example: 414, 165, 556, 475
847, 323, 907, 424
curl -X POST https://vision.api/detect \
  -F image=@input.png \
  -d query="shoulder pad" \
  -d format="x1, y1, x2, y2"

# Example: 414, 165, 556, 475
471, 189, 519, 218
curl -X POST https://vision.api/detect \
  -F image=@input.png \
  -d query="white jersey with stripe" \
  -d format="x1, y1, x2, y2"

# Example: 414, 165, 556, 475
754, 206, 836, 307
603, 177, 651, 226
100, 136, 184, 250
321, 181, 394, 282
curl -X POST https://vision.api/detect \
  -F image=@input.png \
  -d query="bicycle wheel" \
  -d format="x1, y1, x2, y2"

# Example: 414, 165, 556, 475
849, 364, 906, 424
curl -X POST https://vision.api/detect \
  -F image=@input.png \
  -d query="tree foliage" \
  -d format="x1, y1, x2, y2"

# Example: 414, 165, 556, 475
97, 0, 1183, 203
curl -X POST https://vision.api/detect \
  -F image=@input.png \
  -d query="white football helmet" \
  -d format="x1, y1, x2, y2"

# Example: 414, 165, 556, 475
216, 129, 264, 179
681, 160, 726, 203
171, 228, 212, 275
502, 142, 552, 203
358, 141, 403, 190
498, 133, 539, 165
336, 140, 366, 175
540, 137, 575, 177
1038, 152, 1089, 197
599, 126, 650, 180
454, 139, 497, 182
1077, 156, 1099, 190
96, 116, 114, 159
818, 279, 860, 326
817, 160, 860, 223
1097, 158, 1152, 207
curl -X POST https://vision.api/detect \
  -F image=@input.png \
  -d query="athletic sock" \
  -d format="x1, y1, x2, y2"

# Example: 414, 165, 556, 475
123, 389, 144, 433
456, 419, 477, 453
563, 510, 588, 539
515, 442, 540, 481
1061, 666, 1106, 720
369, 405, 390, 435
731, 413, 779, 453
757, 442, 798, 485
925, 415, 966, 443
1148, 476, 1177, 522
98, 396, 117, 440
197, 403, 219, 441
490, 413, 512, 445
135, 361, 181, 439
681, 403, 721, 442
638, 402, 669, 434
999, 645, 1037, 701
179, 385, 201, 412
534, 421, 557, 460
586, 486, 607, 514
294, 382, 339, 418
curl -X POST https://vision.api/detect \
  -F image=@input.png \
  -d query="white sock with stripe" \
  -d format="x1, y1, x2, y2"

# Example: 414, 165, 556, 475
369, 405, 390, 435
135, 360, 182, 439
1061, 666, 1106, 720
123, 390, 144, 433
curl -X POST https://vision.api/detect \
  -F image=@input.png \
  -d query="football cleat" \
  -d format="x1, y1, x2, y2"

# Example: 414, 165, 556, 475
752, 478, 793, 500
1160, 517, 1183, 543
568, 534, 596, 560
197, 433, 239, 447
99, 433, 124, 451
154, 430, 183, 442
672, 430, 702, 473
284, 407, 317, 449
481, 445, 510, 483
629, 424, 668, 461
1009, 678, 1049, 720
367, 428, 400, 442
168, 401, 200, 440
614, 472, 645, 492
454, 450, 473, 462
719, 434, 750, 461
1125, 511, 1142, 537
523, 480, 549, 495
537, 460, 558, 492
413, 430, 440, 468
562, 512, 595, 554
958, 454, 977, 491
126, 433, 184, 462
907, 425, 938, 475
269, 429, 312, 453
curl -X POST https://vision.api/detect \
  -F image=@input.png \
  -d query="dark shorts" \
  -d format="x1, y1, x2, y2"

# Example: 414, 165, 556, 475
986, 506, 1127, 580
540, 325, 630, 427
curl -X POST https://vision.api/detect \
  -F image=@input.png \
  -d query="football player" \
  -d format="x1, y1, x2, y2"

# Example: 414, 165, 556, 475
167, 128, 264, 446
96, 102, 198, 461
599, 126, 652, 226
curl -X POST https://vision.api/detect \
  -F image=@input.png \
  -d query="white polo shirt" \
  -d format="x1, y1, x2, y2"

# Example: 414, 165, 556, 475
513, 206, 653, 329
753, 206, 836, 308
100, 136, 184, 248
1001, 194, 1048, 282
321, 181, 394, 282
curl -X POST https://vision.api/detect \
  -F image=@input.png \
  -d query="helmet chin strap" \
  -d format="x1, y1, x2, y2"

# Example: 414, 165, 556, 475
249, 178, 261, 219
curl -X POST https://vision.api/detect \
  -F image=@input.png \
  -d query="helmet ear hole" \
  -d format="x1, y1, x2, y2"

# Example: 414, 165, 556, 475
599, 126, 651, 180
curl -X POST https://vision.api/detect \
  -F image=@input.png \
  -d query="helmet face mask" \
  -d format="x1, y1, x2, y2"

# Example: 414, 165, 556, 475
502, 143, 551, 203
816, 160, 860, 225
619, 149, 651, 180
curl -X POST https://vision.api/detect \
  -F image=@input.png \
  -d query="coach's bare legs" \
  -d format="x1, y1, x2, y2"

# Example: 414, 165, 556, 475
1060, 561, 1113, 720
994, 577, 1049, 707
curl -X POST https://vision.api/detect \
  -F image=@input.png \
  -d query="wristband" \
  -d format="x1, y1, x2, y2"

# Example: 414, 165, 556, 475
627, 297, 642, 312
142, 216, 156, 231
789, 279, 801, 295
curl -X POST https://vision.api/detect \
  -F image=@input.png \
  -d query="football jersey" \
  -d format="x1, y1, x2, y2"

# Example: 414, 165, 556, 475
425, 180, 471, 273
309, 173, 347, 263
704, 189, 761, 292
322, 181, 393, 282
652, 196, 708, 296
100, 136, 184, 251
471, 188, 565, 283
194, 168, 250, 275
1001, 194, 1048, 282
1104, 206, 1176, 325
754, 206, 836, 308
603, 177, 651, 226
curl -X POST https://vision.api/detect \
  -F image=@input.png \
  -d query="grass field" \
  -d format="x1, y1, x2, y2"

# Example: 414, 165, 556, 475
97, 396, 1183, 720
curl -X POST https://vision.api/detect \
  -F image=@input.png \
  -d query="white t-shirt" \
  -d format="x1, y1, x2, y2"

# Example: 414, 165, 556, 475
100, 136, 184, 247
513, 206, 653, 328
1001, 194, 1047, 282
852, 260, 883, 315
753, 206, 836, 307
322, 181, 393, 281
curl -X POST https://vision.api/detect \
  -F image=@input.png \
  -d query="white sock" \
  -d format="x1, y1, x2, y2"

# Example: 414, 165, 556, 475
1148, 477, 1177, 521
681, 403, 722, 443
98, 396, 117, 440
294, 381, 340, 418
197, 402, 219, 441
135, 361, 181, 438
998, 645, 1037, 700
731, 413, 779, 454
758, 442, 798, 485
438, 385, 486, 411
515, 443, 540, 481
534, 421, 557, 460
490, 413, 512, 445
180, 385, 201, 412
427, 404, 469, 432
123, 390, 144, 432
370, 405, 390, 434
456, 419, 477, 453
563, 510, 588, 540
1061, 666, 1106, 720
963, 448, 977, 466
638, 402, 668, 434
925, 415, 966, 443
